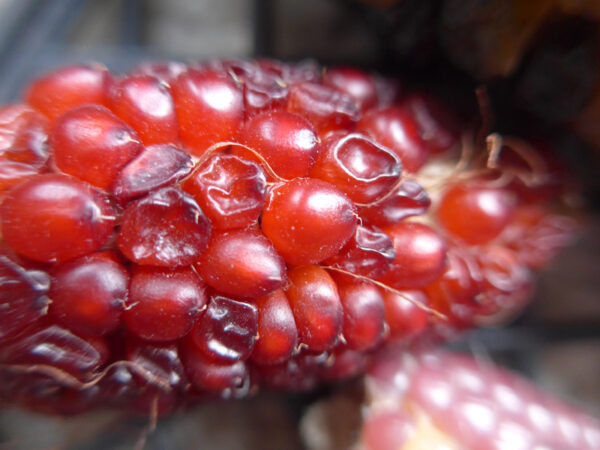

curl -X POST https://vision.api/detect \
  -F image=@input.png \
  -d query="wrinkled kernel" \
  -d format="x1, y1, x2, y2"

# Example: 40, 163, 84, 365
399, 92, 460, 155
117, 186, 212, 267
0, 324, 109, 379
211, 59, 288, 117
3, 375, 103, 416
1, 174, 115, 263
49, 252, 127, 337
287, 81, 360, 135
183, 153, 267, 230
106, 74, 179, 146
125, 338, 188, 390
50, 105, 143, 190
323, 66, 378, 112
258, 58, 322, 84
0, 161, 39, 193
251, 289, 298, 365
124, 266, 206, 342
194, 229, 286, 298
286, 265, 343, 352
112, 144, 192, 203
0, 104, 49, 166
325, 225, 395, 279
171, 68, 243, 156
475, 245, 533, 324
237, 110, 320, 179
425, 247, 482, 327
359, 107, 429, 172
310, 132, 402, 204
191, 294, 258, 363
0, 256, 50, 339
359, 178, 431, 226
261, 178, 358, 265
501, 206, 575, 269
24, 64, 109, 123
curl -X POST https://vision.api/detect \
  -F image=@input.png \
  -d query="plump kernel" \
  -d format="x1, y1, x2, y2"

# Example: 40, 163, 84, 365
106, 74, 179, 146
194, 228, 286, 298
49, 252, 127, 337
319, 345, 368, 382
337, 279, 385, 351
382, 289, 430, 339
285, 265, 343, 352
253, 350, 326, 392
251, 289, 298, 365
237, 110, 320, 179
50, 105, 143, 190
124, 266, 206, 342
379, 222, 448, 289
437, 183, 517, 245
1, 174, 115, 263
24, 64, 109, 124
261, 178, 358, 265
171, 68, 243, 156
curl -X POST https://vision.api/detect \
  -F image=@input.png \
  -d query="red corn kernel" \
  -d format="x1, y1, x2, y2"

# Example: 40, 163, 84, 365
1, 174, 115, 263
124, 266, 206, 342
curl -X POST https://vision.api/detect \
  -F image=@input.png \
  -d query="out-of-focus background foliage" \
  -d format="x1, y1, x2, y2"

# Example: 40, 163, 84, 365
0, 1, 598, 448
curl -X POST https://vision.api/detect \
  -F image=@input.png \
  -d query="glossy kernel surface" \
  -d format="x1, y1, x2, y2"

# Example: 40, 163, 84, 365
117, 186, 212, 267
124, 266, 206, 342
194, 229, 286, 298
261, 178, 358, 265
50, 105, 143, 190
1, 174, 115, 263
